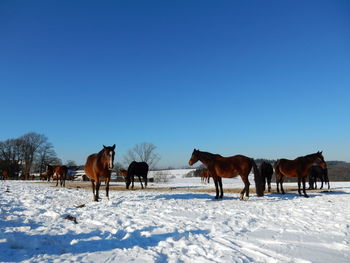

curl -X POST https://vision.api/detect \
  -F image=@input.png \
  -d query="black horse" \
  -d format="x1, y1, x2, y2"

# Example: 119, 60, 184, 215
259, 162, 273, 192
125, 161, 149, 189
308, 165, 329, 190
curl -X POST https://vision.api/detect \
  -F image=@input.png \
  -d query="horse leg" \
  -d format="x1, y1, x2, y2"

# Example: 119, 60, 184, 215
138, 175, 144, 189
267, 175, 272, 192
298, 177, 302, 196
280, 177, 285, 194
320, 177, 324, 189
213, 177, 220, 199
302, 177, 309, 198
95, 181, 101, 201
91, 181, 97, 201
240, 177, 250, 200
218, 177, 223, 198
106, 177, 110, 200
275, 171, 281, 194
132, 175, 135, 189
56, 175, 59, 187
63, 173, 66, 187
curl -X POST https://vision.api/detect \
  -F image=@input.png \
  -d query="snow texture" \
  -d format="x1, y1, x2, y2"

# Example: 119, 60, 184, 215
0, 175, 349, 263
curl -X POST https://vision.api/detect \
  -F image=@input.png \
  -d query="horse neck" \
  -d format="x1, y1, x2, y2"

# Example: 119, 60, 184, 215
302, 154, 321, 169
197, 151, 216, 167
97, 150, 109, 170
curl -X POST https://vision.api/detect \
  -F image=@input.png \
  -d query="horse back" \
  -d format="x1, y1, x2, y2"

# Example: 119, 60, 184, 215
128, 161, 149, 176
55, 165, 68, 175
213, 154, 252, 178
275, 158, 300, 177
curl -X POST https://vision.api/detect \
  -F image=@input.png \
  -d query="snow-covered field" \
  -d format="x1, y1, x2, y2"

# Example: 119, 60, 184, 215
1, 174, 350, 263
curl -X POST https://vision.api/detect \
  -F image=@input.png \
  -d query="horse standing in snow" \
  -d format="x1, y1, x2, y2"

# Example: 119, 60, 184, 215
84, 144, 115, 201
308, 165, 329, 190
274, 151, 327, 197
125, 161, 149, 189
46, 165, 68, 187
188, 149, 264, 200
259, 162, 274, 192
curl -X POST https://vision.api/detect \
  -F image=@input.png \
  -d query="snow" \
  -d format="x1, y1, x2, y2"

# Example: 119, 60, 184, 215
1, 174, 350, 263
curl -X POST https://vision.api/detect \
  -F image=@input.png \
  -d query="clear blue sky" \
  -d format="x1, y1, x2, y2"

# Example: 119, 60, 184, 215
1, 0, 349, 167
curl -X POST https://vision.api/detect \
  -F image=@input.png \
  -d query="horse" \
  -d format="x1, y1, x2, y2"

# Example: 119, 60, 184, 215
119, 169, 128, 178
84, 144, 115, 201
308, 165, 329, 190
125, 161, 149, 189
1, 170, 9, 180
39, 173, 47, 181
274, 151, 327, 197
259, 162, 274, 192
46, 165, 68, 187
201, 169, 211, 184
188, 149, 264, 200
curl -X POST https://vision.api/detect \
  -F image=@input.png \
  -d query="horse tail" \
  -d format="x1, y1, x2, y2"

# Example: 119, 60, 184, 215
251, 159, 264, 197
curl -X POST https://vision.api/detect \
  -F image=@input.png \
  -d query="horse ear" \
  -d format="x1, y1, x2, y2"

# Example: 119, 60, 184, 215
103, 145, 106, 148
112, 144, 116, 149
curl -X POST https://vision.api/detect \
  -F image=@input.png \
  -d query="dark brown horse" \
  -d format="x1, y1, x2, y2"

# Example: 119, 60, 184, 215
46, 165, 68, 187
125, 161, 149, 189
308, 165, 329, 190
188, 149, 264, 200
84, 144, 115, 201
274, 151, 327, 197
259, 162, 274, 192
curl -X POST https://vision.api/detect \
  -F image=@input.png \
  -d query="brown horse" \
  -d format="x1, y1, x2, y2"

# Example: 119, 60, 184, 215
84, 144, 115, 201
39, 173, 47, 181
46, 165, 68, 187
119, 169, 128, 178
1, 170, 9, 180
274, 151, 327, 197
188, 149, 264, 200
201, 169, 211, 184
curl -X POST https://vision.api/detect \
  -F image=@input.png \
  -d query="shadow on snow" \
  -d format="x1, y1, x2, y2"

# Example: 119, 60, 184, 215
0, 220, 209, 262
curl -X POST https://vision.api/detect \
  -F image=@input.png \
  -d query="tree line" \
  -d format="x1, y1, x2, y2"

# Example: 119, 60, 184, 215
0, 132, 61, 179
0, 132, 161, 179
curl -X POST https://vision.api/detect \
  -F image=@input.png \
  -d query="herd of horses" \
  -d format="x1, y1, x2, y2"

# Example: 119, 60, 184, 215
1, 145, 329, 202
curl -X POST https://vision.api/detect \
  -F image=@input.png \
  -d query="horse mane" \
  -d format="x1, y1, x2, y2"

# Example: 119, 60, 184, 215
198, 150, 222, 158
295, 152, 320, 161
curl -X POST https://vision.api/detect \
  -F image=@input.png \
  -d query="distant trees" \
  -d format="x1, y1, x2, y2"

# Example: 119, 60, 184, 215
0, 132, 59, 178
123, 142, 160, 169
65, 160, 77, 167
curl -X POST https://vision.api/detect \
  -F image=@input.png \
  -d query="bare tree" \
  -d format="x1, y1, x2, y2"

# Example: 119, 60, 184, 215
20, 133, 48, 178
34, 142, 61, 173
123, 142, 160, 169
0, 138, 23, 176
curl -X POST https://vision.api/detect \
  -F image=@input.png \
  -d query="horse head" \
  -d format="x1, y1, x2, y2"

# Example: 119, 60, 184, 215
315, 151, 327, 169
102, 144, 116, 170
188, 149, 200, 166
